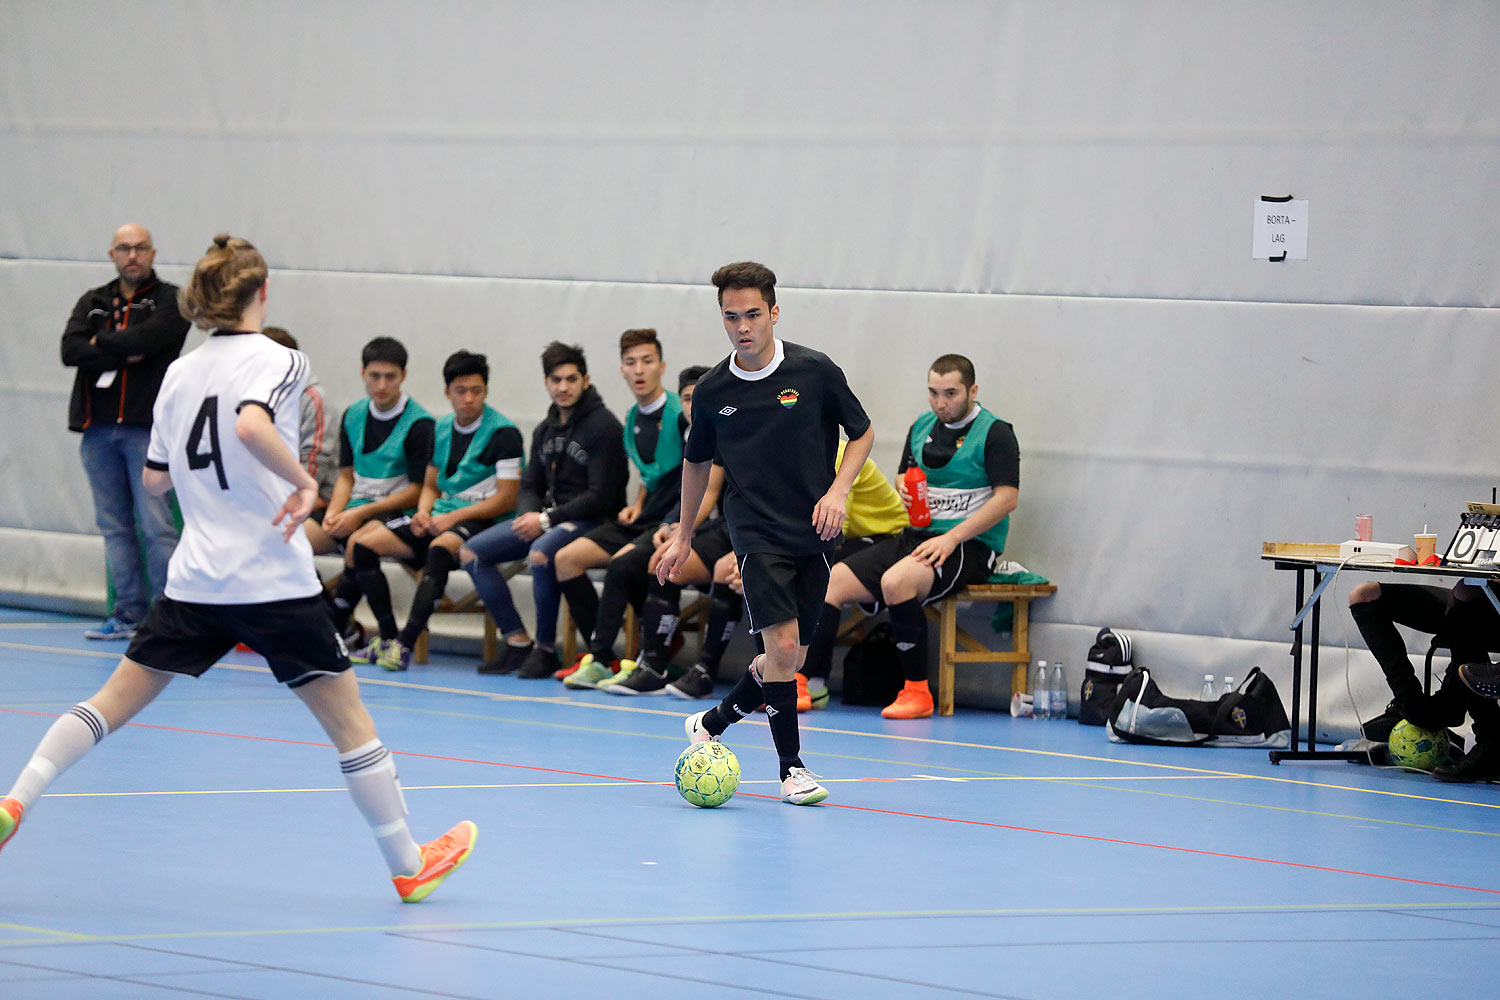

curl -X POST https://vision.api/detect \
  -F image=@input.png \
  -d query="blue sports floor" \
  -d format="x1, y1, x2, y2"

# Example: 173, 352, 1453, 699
0, 606, 1496, 999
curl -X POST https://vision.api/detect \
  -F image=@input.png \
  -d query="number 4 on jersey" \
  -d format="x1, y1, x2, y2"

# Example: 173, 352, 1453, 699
187, 396, 229, 490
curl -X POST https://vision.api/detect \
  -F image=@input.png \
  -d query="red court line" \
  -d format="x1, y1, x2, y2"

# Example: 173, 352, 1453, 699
5, 707, 1497, 896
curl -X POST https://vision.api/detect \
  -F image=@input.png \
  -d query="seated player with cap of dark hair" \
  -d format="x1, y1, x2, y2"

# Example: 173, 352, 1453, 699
344, 350, 524, 672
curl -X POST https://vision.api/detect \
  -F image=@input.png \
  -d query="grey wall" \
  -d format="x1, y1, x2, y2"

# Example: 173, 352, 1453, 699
4, 0, 1498, 734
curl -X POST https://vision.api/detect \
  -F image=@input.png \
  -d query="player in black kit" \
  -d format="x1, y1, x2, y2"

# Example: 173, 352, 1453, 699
655, 262, 873, 804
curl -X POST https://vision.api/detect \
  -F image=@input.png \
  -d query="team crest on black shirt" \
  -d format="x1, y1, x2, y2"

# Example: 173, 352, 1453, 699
777, 389, 799, 408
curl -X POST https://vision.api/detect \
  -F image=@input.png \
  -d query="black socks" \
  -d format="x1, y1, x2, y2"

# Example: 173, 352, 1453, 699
887, 598, 929, 683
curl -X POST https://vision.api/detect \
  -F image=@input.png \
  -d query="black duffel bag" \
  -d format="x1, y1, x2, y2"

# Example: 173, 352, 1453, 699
1079, 627, 1134, 726
840, 623, 905, 707
1105, 666, 1291, 748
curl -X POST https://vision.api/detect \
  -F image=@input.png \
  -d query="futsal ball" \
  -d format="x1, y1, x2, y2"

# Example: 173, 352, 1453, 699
675, 741, 740, 808
1388, 720, 1450, 772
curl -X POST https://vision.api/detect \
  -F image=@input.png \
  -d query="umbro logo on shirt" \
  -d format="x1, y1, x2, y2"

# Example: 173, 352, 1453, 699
719, 406, 737, 416
896, 641, 917, 652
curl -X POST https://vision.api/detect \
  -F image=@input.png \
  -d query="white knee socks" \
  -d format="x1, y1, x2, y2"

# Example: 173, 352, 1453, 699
5, 703, 110, 811
339, 739, 423, 877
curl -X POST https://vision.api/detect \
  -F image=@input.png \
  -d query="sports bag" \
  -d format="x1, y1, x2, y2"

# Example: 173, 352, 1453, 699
1105, 666, 1291, 748
1079, 626, 1134, 726
840, 622, 906, 707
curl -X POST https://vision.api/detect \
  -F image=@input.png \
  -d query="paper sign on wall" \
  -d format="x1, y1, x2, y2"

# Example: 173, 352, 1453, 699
1252, 199, 1308, 259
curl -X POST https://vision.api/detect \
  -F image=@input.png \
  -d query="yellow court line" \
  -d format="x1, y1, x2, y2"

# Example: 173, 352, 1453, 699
3, 899, 1498, 949
6, 640, 1499, 811
37, 773, 1253, 800
0, 921, 92, 940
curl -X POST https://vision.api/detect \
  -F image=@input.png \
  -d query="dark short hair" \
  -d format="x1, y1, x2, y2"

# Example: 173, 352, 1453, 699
711, 261, 776, 308
930, 353, 976, 388
541, 340, 587, 377
362, 336, 408, 369
261, 326, 297, 350
619, 328, 662, 360
678, 365, 710, 392
443, 350, 489, 386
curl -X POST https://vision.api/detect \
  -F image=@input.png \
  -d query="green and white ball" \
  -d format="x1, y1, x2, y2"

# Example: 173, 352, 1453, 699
1388, 720, 1450, 772
675, 741, 741, 808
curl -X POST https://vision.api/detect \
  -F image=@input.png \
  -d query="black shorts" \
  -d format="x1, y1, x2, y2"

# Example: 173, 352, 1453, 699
737, 551, 832, 645
584, 519, 663, 556
690, 518, 734, 570
840, 527, 998, 612
385, 515, 493, 567
125, 595, 351, 689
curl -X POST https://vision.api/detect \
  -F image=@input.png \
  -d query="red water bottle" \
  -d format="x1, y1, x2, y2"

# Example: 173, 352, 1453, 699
903, 466, 931, 528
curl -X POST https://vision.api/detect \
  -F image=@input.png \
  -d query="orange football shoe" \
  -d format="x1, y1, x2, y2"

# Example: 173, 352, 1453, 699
392, 820, 477, 903
881, 680, 934, 720
0, 797, 23, 854
795, 672, 812, 713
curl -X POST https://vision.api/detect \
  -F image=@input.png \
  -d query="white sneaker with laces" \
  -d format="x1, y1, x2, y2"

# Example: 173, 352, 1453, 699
781, 766, 828, 805
684, 710, 713, 744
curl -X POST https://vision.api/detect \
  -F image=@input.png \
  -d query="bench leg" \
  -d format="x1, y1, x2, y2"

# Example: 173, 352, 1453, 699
560, 604, 577, 664
624, 605, 639, 660
938, 598, 957, 716
414, 630, 429, 665
1011, 598, 1030, 697
482, 611, 498, 663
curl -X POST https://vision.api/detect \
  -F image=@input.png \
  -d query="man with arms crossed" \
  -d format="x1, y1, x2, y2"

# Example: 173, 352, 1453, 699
656, 262, 873, 805
61, 223, 188, 640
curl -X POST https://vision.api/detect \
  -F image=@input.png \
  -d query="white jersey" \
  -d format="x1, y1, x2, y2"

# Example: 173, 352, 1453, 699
146, 331, 322, 604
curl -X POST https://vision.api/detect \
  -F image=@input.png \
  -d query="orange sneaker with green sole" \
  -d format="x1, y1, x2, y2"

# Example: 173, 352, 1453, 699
392, 820, 477, 903
0, 797, 22, 854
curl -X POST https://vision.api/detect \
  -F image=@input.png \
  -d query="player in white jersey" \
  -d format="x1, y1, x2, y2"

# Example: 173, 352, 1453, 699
0, 235, 476, 902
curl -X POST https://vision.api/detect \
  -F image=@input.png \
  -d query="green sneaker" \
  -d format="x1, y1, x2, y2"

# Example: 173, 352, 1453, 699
349, 637, 388, 665
596, 658, 638, 691
378, 640, 412, 672
563, 654, 614, 689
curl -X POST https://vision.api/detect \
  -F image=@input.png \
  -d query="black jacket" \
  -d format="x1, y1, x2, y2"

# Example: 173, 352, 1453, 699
518, 385, 628, 523
61, 272, 190, 431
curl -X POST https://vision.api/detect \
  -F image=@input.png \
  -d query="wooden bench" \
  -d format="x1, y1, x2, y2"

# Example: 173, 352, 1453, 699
928, 583, 1057, 716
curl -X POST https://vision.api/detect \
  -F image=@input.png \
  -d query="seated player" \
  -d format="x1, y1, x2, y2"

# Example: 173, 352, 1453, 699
346, 351, 523, 671
310, 338, 435, 638
1348, 581, 1500, 782
793, 440, 909, 710
462, 342, 627, 677
261, 326, 339, 511
560, 364, 717, 691
554, 331, 688, 684
801, 353, 1019, 720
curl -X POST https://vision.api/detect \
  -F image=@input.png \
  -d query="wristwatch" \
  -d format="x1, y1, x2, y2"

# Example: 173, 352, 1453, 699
537, 510, 552, 532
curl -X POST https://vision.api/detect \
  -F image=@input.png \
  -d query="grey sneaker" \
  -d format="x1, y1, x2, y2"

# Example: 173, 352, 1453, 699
84, 616, 138, 641
667, 664, 714, 700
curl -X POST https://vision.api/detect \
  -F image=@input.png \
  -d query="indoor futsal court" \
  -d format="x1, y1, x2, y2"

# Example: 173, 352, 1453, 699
1, 605, 1495, 999
6, 3, 1500, 999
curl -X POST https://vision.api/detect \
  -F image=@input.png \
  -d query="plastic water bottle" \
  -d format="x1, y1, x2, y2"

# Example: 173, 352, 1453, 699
1222, 676, 1236, 697
1033, 660, 1051, 719
1200, 674, 1216, 700
1050, 662, 1067, 720
903, 466, 932, 528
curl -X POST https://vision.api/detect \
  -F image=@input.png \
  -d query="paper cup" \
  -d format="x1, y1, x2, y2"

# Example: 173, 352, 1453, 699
1414, 533, 1437, 563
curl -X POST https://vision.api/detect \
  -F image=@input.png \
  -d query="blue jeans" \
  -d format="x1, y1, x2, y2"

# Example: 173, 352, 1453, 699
80, 424, 180, 623
462, 518, 597, 645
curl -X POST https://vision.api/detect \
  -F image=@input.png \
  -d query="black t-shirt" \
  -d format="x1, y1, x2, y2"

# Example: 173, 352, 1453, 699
898, 409, 1019, 488
446, 424, 525, 477
338, 407, 435, 486
685, 340, 871, 555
